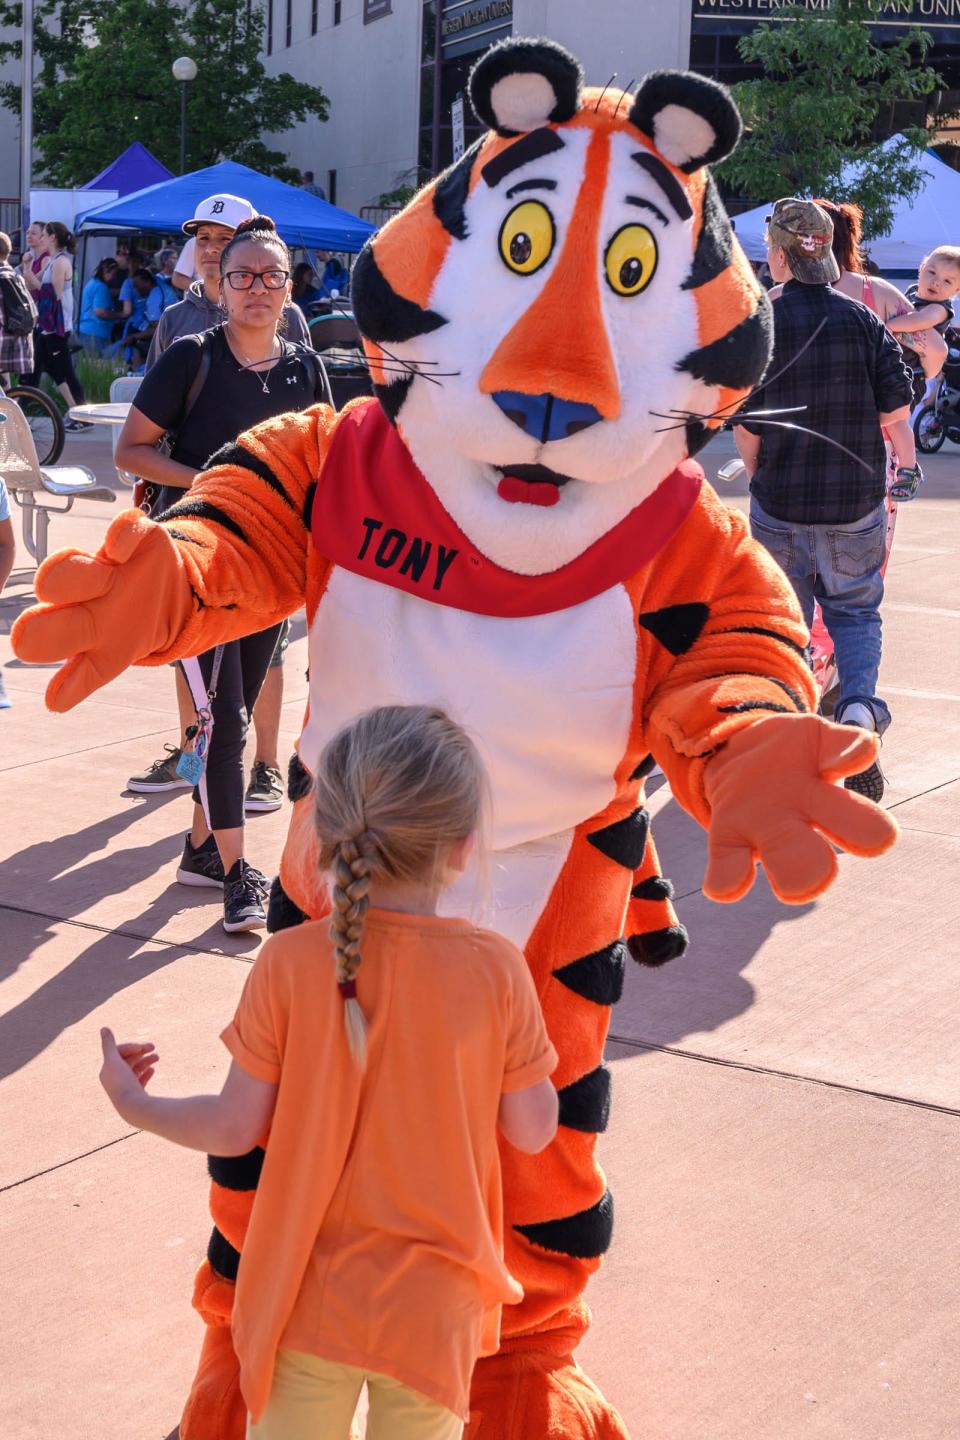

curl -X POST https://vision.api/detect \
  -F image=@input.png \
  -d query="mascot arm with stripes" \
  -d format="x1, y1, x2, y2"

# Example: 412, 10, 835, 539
15, 39, 896, 1440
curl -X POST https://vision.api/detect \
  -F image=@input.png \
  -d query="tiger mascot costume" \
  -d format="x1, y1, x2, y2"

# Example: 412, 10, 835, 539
15, 38, 896, 1440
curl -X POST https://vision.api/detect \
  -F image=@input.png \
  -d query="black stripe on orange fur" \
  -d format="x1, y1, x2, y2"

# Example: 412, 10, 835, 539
682, 173, 733, 290
557, 1065, 612, 1134
677, 303, 772, 390
157, 499, 248, 545
207, 441, 297, 514
434, 139, 483, 239
207, 1225, 240, 1282
587, 809, 650, 870
515, 1189, 614, 1259
351, 244, 447, 344
375, 373, 415, 426
207, 1148, 265, 1191
628, 926, 689, 967
267, 875, 309, 935
720, 625, 808, 659
638, 602, 709, 656
631, 875, 675, 902
630, 753, 656, 781
554, 941, 627, 1006
717, 700, 792, 715
287, 752, 313, 802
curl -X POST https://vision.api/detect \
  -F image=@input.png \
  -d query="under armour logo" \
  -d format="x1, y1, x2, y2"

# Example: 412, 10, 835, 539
210, 200, 225, 215
286, 376, 297, 384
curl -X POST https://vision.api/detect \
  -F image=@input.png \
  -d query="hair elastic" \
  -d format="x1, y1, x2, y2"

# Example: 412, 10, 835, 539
338, 979, 358, 1000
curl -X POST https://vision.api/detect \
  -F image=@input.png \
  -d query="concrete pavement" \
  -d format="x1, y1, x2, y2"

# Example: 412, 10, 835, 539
1, 430, 957, 1438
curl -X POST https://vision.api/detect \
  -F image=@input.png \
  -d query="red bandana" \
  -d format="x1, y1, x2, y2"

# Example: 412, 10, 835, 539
310, 399, 702, 619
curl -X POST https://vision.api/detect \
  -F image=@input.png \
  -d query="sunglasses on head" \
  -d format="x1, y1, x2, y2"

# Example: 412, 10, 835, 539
224, 268, 290, 291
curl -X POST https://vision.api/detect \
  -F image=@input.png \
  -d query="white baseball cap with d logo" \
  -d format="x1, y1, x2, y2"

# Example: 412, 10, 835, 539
182, 193, 257, 235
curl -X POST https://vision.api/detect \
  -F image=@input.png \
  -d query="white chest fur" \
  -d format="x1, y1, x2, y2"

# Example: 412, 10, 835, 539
300, 571, 639, 945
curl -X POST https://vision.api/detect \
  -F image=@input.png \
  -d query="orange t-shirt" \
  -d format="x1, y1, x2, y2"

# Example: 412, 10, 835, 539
222, 910, 558, 1422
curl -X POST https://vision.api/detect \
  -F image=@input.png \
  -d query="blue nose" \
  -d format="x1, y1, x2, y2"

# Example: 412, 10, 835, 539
492, 390, 604, 443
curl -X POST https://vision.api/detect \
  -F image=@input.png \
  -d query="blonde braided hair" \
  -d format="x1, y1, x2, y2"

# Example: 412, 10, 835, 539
314, 705, 488, 1069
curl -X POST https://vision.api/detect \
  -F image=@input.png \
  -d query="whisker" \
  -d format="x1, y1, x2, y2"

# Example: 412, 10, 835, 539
695, 319, 830, 426
613, 79, 636, 120
594, 73, 618, 113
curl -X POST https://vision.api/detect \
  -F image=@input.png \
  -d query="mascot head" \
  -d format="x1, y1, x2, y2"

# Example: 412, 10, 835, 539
351, 38, 770, 575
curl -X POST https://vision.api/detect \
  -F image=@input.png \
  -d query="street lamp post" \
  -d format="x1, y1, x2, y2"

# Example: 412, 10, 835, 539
172, 56, 197, 175
21, 0, 34, 241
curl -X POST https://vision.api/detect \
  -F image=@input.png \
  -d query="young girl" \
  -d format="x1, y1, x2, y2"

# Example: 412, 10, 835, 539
26, 221, 88, 428
115, 215, 324, 933
99, 704, 559, 1439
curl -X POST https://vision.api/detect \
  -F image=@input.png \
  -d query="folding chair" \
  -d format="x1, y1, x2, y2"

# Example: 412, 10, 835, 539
0, 396, 116, 565
109, 374, 143, 489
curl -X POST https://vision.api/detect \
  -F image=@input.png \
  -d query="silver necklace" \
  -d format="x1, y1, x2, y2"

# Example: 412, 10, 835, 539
228, 329, 279, 394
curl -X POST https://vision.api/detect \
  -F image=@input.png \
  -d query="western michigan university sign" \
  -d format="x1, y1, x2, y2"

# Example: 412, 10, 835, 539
692, 0, 960, 27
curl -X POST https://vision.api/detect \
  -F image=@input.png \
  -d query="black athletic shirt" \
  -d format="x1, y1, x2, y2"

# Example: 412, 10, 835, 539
134, 325, 319, 472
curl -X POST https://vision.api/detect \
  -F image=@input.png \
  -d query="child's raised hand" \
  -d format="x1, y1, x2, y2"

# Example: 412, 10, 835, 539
99, 1027, 159, 1112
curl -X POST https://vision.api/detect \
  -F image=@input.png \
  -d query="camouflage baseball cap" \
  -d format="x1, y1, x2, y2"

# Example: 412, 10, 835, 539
765, 197, 841, 285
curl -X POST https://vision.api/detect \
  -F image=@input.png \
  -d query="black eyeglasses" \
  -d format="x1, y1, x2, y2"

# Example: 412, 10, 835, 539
224, 268, 290, 291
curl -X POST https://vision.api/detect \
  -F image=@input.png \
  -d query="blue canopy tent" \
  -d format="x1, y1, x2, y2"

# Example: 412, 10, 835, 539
76, 159, 375, 252
84, 142, 174, 197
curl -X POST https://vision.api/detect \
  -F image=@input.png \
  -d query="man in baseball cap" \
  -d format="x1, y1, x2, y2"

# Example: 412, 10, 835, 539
764, 197, 841, 285
147, 193, 310, 362
733, 194, 916, 803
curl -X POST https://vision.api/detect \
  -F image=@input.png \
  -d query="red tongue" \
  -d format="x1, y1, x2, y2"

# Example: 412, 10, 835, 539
497, 475, 561, 507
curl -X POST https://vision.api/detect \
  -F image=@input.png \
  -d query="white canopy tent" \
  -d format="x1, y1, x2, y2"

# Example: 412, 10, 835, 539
731, 141, 960, 272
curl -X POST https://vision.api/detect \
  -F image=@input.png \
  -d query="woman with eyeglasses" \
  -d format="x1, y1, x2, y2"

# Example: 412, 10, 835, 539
115, 215, 326, 935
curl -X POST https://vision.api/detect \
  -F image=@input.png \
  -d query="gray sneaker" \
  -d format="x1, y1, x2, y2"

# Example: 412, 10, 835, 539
245, 761, 284, 813
127, 744, 192, 793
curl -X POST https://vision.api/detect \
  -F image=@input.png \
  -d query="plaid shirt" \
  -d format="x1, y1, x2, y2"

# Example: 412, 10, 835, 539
0, 262, 35, 376
743, 281, 912, 525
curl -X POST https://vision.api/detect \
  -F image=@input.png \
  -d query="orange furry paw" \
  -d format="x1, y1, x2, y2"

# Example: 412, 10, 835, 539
467, 1351, 629, 1440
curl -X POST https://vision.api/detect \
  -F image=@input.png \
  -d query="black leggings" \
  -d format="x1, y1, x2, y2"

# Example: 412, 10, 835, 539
24, 331, 85, 399
190, 624, 283, 830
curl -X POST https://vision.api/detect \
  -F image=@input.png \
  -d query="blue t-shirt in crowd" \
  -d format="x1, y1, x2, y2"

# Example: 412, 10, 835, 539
120, 276, 149, 329
78, 278, 115, 340
145, 285, 165, 325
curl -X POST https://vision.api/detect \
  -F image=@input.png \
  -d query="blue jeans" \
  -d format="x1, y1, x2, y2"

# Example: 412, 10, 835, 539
749, 496, 891, 734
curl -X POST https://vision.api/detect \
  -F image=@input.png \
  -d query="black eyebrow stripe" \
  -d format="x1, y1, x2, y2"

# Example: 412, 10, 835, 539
505, 177, 558, 199
482, 128, 566, 188
625, 195, 670, 227
630, 152, 693, 223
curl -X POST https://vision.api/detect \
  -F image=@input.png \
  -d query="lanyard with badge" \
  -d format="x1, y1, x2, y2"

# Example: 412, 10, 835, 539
176, 644, 224, 824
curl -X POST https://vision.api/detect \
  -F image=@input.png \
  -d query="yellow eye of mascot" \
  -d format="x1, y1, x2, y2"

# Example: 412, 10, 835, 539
13, 37, 897, 1440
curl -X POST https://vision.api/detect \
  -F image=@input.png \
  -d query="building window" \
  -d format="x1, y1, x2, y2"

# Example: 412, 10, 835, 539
267, 0, 273, 54
333, 0, 341, 23
311, 0, 318, 34
285, 0, 292, 45
364, 0, 392, 21
328, 168, 337, 205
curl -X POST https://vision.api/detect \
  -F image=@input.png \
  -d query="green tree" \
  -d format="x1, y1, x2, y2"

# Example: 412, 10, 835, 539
0, 0, 329, 184
718, 0, 941, 239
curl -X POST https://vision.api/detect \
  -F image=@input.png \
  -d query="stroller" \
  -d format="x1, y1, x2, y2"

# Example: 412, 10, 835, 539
913, 324, 960, 453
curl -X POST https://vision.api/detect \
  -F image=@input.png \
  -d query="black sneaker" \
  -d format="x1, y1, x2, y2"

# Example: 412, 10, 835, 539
176, 833, 225, 890
64, 418, 93, 432
837, 702, 885, 803
128, 745, 192, 793
223, 860, 268, 933
244, 761, 284, 813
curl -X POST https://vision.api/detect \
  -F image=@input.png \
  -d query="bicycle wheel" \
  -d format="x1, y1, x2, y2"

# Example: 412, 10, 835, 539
913, 405, 945, 454
7, 384, 65, 465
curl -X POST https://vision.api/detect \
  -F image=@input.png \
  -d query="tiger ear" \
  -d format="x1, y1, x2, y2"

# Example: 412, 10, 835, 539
469, 37, 583, 137
630, 71, 742, 174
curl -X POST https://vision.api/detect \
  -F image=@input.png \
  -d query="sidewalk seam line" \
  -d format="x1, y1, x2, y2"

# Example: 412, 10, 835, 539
606, 1034, 960, 1118
0, 1131, 139, 1195
0, 725, 184, 772
0, 901, 255, 963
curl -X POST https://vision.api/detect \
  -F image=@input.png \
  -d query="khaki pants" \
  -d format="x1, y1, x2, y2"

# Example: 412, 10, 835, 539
248, 1350, 464, 1440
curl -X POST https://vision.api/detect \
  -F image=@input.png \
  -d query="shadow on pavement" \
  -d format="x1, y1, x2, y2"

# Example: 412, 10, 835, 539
613, 792, 813, 1051
0, 798, 260, 1080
